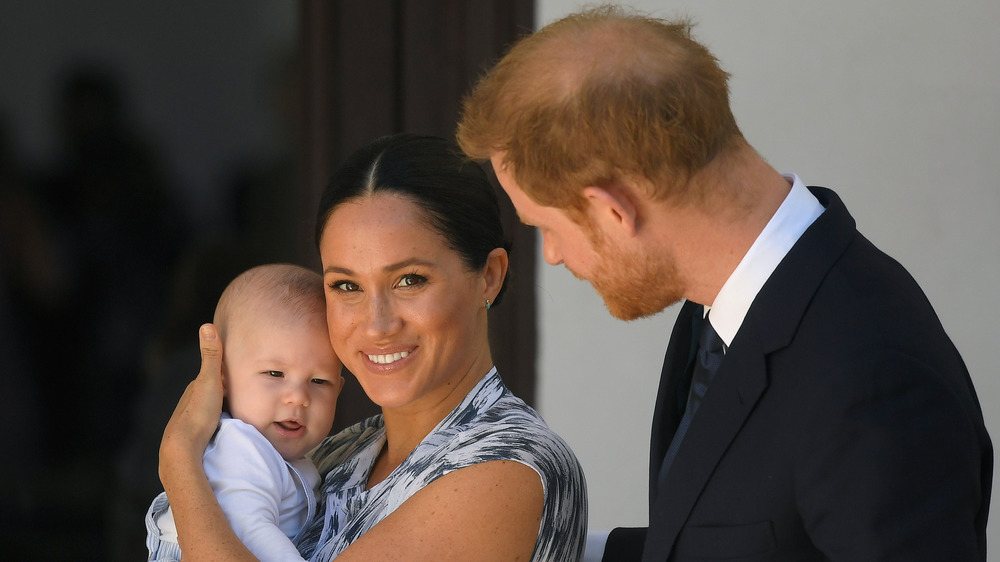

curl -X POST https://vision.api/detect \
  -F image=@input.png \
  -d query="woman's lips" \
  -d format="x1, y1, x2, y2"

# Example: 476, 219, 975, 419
367, 350, 410, 364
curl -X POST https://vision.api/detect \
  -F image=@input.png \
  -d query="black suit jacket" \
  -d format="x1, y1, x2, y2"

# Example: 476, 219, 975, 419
604, 187, 992, 561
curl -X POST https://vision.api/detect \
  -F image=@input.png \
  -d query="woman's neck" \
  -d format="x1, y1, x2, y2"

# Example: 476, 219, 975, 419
367, 360, 492, 488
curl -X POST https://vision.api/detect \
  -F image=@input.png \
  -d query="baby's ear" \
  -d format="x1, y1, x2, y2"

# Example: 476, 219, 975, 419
220, 361, 230, 393
220, 363, 231, 413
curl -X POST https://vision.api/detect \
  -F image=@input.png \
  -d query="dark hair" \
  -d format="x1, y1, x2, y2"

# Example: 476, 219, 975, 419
315, 133, 511, 305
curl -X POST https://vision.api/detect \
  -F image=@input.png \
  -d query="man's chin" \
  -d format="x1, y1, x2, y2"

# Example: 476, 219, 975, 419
601, 293, 681, 321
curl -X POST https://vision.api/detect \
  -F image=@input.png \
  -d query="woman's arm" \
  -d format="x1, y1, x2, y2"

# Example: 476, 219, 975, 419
335, 460, 544, 561
158, 324, 257, 561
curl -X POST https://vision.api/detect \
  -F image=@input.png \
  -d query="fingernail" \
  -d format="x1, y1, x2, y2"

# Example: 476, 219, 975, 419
200, 324, 216, 340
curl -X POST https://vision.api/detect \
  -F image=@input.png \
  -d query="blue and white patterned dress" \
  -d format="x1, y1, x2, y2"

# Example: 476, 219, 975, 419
295, 367, 588, 561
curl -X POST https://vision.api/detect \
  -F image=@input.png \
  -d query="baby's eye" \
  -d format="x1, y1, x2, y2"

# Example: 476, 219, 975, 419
266, 370, 284, 378
311, 378, 330, 385
398, 274, 426, 288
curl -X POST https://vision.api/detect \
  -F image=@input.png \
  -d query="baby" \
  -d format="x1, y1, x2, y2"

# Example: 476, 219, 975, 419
145, 263, 343, 561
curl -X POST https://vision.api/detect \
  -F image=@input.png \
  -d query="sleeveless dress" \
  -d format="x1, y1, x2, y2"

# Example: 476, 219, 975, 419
295, 367, 588, 561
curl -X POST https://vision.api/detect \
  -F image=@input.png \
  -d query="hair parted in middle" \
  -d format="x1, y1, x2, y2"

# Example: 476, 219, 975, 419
314, 133, 511, 306
457, 5, 745, 210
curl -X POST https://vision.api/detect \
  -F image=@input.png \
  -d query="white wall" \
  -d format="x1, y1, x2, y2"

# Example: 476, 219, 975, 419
533, 0, 1000, 551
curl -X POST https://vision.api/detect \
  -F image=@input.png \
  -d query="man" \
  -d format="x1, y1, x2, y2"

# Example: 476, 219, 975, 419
457, 6, 991, 561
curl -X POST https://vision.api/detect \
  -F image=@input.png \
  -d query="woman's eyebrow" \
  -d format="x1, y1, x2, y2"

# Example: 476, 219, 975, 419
323, 258, 437, 277
382, 258, 436, 272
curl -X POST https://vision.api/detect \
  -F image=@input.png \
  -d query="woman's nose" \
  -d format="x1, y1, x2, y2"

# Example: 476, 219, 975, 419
364, 293, 402, 336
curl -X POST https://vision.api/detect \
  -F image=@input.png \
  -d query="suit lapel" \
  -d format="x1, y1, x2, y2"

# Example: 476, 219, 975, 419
644, 326, 769, 559
647, 301, 701, 504
641, 187, 858, 560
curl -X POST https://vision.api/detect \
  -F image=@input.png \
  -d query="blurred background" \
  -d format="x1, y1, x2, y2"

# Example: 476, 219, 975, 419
0, 2, 536, 559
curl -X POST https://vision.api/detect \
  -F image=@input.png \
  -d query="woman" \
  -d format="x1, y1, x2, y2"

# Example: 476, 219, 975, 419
158, 134, 588, 561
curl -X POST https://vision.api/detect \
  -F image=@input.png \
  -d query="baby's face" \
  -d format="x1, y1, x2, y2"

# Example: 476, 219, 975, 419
224, 313, 343, 461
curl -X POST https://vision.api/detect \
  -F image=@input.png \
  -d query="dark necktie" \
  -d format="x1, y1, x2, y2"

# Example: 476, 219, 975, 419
658, 312, 725, 482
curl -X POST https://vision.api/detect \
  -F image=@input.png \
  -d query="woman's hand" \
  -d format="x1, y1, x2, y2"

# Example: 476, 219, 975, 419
157, 324, 257, 561
159, 323, 225, 474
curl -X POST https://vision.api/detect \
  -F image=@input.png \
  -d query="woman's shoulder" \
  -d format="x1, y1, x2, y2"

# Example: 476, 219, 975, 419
432, 386, 583, 478
435, 384, 588, 560
487, 394, 579, 457
449, 369, 560, 440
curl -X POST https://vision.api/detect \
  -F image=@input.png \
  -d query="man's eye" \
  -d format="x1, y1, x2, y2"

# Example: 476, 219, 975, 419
266, 370, 283, 378
398, 274, 426, 287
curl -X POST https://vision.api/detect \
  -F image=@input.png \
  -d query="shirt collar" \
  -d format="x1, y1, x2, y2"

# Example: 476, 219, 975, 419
707, 174, 824, 346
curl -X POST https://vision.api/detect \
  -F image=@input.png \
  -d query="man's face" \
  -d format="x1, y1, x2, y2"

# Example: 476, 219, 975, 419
491, 155, 600, 272
491, 154, 684, 320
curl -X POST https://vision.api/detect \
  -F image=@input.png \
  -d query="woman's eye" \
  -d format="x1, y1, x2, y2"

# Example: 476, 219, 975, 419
398, 274, 426, 287
329, 280, 359, 292
266, 370, 284, 378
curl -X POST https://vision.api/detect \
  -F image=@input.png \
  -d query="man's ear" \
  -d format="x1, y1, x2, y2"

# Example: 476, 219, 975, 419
582, 184, 639, 237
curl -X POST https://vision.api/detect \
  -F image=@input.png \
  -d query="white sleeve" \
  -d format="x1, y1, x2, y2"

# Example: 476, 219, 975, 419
204, 418, 308, 561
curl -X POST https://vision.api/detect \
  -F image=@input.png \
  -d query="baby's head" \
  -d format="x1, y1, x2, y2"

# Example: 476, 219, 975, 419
214, 263, 343, 461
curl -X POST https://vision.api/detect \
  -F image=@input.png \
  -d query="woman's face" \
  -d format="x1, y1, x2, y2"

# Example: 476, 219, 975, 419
319, 193, 495, 416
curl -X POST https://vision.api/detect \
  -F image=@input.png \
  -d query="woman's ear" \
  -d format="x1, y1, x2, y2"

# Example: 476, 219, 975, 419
582, 184, 639, 237
482, 247, 509, 302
